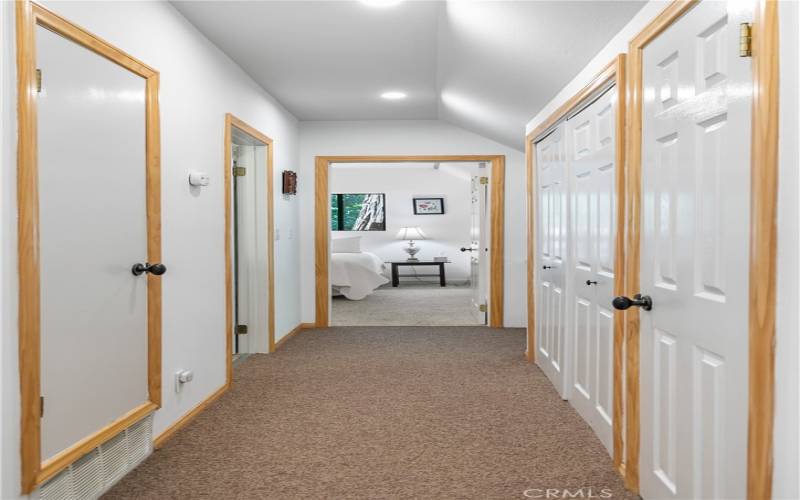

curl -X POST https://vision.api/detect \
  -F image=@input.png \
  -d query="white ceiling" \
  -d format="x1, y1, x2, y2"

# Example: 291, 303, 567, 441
172, 0, 645, 150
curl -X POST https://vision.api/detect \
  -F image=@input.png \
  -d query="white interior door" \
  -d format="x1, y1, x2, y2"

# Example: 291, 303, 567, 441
638, 1, 752, 498
37, 25, 149, 461
233, 145, 255, 354
566, 86, 617, 455
469, 175, 488, 324
535, 124, 570, 398
231, 132, 270, 355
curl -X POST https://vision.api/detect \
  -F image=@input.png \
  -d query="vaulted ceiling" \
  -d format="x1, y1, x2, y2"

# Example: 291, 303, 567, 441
172, 0, 645, 150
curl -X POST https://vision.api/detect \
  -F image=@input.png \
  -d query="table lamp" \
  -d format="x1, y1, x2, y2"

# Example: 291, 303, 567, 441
396, 226, 427, 262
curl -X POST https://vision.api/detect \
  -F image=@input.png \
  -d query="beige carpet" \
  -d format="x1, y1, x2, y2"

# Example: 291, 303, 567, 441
332, 284, 483, 326
105, 327, 635, 500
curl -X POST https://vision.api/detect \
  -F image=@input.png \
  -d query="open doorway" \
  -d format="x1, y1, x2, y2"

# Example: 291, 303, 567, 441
314, 156, 505, 328
224, 114, 275, 375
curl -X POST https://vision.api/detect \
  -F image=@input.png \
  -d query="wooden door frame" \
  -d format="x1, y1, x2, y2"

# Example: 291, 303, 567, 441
15, 1, 161, 493
314, 155, 505, 328
224, 113, 276, 391
525, 54, 627, 473
623, 0, 779, 495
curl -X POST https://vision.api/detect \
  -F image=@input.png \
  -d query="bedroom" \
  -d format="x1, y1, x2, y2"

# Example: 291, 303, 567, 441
329, 161, 491, 326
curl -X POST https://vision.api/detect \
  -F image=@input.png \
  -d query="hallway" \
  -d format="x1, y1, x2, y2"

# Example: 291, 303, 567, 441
105, 327, 633, 499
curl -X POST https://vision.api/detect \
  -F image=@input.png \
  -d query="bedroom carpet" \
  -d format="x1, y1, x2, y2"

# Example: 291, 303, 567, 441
332, 284, 483, 326
104, 326, 634, 500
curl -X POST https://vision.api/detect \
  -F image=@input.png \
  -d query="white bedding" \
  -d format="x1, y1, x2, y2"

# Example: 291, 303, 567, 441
331, 252, 388, 300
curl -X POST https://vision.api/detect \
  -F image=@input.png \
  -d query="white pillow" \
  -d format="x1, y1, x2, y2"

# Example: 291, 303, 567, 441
332, 236, 361, 253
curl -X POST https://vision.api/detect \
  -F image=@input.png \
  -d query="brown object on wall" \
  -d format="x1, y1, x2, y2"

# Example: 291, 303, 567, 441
282, 170, 297, 195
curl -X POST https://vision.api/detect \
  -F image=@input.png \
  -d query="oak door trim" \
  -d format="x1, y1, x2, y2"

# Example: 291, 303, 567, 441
223, 113, 276, 391
16, 1, 161, 493
314, 155, 505, 328
524, 54, 627, 472
746, 1, 779, 498
624, 0, 778, 494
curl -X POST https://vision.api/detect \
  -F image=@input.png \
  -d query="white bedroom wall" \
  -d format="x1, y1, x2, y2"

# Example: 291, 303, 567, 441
330, 163, 482, 282
298, 120, 527, 328
0, 2, 302, 497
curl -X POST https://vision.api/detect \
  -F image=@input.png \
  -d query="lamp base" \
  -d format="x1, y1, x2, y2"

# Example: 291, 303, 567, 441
403, 241, 421, 261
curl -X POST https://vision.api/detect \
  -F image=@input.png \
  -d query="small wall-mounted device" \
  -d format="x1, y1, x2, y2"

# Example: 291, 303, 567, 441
282, 170, 297, 195
188, 171, 210, 187
175, 369, 194, 393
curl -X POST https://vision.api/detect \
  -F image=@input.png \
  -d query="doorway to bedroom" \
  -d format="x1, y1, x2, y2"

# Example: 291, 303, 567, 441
315, 156, 505, 328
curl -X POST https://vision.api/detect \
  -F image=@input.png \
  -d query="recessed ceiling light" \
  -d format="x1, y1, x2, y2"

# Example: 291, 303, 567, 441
381, 91, 407, 100
361, 0, 402, 7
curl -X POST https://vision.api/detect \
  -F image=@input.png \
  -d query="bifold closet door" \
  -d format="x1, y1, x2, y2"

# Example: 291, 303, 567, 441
37, 25, 150, 460
535, 123, 570, 398
639, 1, 752, 498
566, 86, 617, 455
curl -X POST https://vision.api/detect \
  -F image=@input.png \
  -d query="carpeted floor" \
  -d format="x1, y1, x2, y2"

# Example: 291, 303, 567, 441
332, 284, 483, 326
105, 327, 635, 500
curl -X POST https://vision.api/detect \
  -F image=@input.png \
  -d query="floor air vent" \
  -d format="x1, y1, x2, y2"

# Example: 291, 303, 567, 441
37, 414, 153, 500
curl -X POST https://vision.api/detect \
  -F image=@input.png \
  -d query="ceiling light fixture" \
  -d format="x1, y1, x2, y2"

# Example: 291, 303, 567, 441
381, 91, 407, 100
360, 0, 403, 7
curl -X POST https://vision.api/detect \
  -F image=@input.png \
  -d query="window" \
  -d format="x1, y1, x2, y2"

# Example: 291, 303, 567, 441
331, 193, 386, 231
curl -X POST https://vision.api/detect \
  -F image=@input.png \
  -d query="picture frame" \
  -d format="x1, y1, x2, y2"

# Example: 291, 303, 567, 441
413, 197, 445, 215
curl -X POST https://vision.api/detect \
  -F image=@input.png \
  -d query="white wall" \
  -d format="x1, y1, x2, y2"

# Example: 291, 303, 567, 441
525, 1, 799, 497
774, 2, 800, 497
0, 2, 12, 497
0, 2, 302, 497
331, 163, 481, 282
299, 120, 526, 327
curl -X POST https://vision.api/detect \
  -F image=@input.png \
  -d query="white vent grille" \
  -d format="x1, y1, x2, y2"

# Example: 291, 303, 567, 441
37, 414, 153, 500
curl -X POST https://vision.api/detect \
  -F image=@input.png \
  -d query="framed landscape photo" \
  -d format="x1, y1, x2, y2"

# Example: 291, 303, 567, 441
413, 197, 445, 215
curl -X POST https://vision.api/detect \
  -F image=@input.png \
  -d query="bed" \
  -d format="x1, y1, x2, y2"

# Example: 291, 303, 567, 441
331, 250, 388, 300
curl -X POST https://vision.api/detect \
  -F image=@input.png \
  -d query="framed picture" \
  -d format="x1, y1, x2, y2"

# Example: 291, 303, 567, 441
413, 197, 445, 215
331, 193, 386, 231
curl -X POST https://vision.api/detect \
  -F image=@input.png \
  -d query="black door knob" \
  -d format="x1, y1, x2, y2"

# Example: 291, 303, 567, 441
612, 294, 653, 311
586, 280, 598, 286
132, 262, 167, 276
460, 247, 474, 252
542, 265, 552, 270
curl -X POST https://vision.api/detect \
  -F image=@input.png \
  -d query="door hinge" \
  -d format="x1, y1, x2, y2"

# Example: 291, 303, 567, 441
479, 176, 489, 185
40, 396, 44, 418
479, 304, 487, 313
739, 22, 752, 57
35, 69, 42, 93
233, 166, 246, 177
235, 324, 248, 335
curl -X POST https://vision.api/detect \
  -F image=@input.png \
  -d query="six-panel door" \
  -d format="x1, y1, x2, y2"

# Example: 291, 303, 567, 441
567, 86, 618, 456
639, 1, 753, 497
535, 124, 570, 398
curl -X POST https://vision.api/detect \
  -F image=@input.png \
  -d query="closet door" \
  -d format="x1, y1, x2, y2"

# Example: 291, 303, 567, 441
535, 124, 570, 398
566, 87, 617, 455
36, 24, 154, 461
638, 1, 752, 497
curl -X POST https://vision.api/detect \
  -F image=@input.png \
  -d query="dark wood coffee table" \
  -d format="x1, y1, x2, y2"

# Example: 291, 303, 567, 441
387, 260, 449, 287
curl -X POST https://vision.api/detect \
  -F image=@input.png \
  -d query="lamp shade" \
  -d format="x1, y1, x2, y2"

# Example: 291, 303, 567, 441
396, 226, 427, 240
